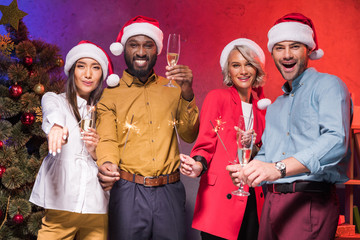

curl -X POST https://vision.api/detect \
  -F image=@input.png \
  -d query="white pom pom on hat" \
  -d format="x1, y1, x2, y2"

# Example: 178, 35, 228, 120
253, 86, 271, 110
106, 74, 120, 87
64, 40, 120, 87
109, 42, 124, 56
110, 15, 163, 56
267, 13, 324, 60
257, 98, 272, 110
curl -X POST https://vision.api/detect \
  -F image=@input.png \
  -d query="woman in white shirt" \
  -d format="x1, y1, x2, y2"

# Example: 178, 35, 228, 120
30, 40, 115, 240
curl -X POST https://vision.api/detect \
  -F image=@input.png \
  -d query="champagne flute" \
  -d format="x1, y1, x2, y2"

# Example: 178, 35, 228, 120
164, 33, 180, 87
78, 105, 95, 157
231, 115, 254, 196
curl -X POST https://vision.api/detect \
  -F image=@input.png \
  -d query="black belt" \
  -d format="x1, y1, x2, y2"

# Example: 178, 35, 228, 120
267, 181, 333, 194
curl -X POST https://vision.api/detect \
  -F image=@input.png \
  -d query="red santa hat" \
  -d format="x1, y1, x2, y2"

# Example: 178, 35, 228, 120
267, 13, 324, 60
220, 38, 271, 110
64, 40, 120, 87
110, 15, 163, 56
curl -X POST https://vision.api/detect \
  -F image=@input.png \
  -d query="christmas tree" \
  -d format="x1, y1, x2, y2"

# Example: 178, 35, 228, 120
0, 10, 66, 240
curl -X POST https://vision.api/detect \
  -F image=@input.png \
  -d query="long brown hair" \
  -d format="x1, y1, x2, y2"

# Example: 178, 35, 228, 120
65, 61, 104, 123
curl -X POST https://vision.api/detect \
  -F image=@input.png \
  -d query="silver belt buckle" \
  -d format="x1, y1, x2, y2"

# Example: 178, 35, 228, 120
143, 176, 156, 187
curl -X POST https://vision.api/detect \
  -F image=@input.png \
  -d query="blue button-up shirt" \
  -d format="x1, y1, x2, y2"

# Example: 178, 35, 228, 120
256, 68, 351, 184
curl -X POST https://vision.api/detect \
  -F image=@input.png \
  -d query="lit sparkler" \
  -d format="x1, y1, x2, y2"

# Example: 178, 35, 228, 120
122, 114, 135, 153
210, 119, 233, 163
171, 112, 182, 154
122, 116, 140, 135
214, 116, 226, 132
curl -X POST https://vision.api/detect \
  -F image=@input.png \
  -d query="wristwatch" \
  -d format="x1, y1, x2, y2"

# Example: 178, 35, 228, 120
275, 161, 286, 178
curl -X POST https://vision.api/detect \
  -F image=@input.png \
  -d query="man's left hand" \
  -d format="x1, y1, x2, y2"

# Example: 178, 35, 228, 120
165, 65, 194, 101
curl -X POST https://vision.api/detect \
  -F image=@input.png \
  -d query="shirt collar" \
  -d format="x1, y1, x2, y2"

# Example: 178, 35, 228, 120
281, 67, 314, 94
122, 70, 158, 87
76, 95, 87, 109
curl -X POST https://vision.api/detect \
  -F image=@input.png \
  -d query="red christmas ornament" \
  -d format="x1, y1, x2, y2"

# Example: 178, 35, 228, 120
0, 166, 6, 178
21, 112, 35, 126
13, 214, 24, 224
9, 84, 23, 98
0, 140, 3, 148
29, 70, 35, 77
24, 56, 33, 66
56, 56, 64, 67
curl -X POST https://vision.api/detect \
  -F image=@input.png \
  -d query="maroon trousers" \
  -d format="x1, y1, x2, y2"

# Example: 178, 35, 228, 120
258, 185, 339, 240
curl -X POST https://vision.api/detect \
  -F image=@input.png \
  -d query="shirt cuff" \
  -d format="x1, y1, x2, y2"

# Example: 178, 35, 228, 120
179, 97, 197, 113
193, 155, 208, 177
42, 112, 66, 134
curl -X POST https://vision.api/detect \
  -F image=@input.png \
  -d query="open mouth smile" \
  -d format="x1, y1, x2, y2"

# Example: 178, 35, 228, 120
281, 62, 296, 72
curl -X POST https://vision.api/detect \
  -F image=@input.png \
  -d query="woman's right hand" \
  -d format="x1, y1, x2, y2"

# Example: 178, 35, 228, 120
180, 154, 203, 178
48, 124, 68, 156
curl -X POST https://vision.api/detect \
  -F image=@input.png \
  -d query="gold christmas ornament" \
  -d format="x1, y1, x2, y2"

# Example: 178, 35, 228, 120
0, 33, 14, 57
33, 83, 45, 95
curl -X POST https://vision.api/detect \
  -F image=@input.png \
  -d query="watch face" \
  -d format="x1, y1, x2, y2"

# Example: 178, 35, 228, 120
275, 161, 286, 178
276, 162, 285, 170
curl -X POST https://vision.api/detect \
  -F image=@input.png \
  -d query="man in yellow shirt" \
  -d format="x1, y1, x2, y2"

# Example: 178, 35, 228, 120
96, 16, 199, 240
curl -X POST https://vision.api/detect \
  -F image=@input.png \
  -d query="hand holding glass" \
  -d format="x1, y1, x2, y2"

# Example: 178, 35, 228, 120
232, 115, 254, 196
81, 105, 95, 132
78, 105, 96, 157
164, 33, 180, 87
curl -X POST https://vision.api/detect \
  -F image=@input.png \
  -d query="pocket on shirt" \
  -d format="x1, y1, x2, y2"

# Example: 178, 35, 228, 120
291, 102, 314, 133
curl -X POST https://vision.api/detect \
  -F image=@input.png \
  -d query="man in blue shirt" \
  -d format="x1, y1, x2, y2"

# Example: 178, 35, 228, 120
227, 13, 351, 239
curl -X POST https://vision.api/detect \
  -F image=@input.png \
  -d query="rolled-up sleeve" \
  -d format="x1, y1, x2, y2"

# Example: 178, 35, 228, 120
292, 76, 350, 174
177, 97, 199, 143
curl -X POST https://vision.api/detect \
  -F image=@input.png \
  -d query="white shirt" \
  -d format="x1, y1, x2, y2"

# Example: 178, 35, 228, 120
30, 92, 108, 214
241, 101, 253, 130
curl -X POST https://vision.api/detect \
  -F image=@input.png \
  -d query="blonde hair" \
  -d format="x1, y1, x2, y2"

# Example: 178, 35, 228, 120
222, 45, 266, 87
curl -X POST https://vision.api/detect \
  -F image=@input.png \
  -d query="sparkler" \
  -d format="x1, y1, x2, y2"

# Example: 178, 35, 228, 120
122, 114, 134, 153
171, 112, 182, 154
209, 119, 233, 163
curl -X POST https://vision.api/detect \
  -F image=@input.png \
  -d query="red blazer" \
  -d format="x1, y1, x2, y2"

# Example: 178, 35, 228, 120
190, 86, 266, 240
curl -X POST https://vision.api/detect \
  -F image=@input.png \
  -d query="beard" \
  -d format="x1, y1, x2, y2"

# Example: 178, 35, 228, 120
125, 53, 157, 79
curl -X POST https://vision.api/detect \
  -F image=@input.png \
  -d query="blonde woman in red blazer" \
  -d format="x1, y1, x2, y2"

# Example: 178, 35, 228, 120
180, 38, 271, 240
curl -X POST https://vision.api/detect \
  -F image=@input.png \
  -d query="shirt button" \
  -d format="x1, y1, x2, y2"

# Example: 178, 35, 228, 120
282, 152, 286, 155
291, 93, 294, 97
226, 194, 232, 199
287, 132, 290, 136
152, 158, 155, 161
147, 102, 149, 105
151, 139, 154, 142
150, 121, 152, 124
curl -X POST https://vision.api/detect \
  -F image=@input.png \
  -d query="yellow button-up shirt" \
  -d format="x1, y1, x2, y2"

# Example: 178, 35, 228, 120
96, 70, 199, 176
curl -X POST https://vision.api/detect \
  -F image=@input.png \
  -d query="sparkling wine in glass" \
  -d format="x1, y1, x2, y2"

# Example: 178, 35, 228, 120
164, 33, 180, 88
81, 118, 93, 132
77, 105, 95, 157
232, 115, 254, 196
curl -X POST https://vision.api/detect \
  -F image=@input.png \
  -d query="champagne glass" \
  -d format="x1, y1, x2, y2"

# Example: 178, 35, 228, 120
77, 105, 95, 157
231, 115, 254, 196
164, 33, 180, 87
